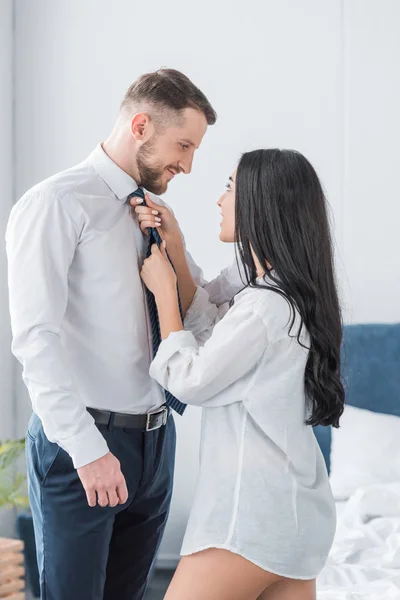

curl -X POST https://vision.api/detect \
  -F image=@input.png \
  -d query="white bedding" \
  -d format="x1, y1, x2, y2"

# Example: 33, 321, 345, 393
317, 483, 400, 599
335, 500, 347, 520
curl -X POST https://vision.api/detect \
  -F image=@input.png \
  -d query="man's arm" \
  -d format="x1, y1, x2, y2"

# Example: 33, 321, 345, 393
6, 190, 128, 507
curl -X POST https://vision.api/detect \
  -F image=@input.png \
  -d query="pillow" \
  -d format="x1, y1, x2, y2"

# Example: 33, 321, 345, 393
329, 405, 400, 500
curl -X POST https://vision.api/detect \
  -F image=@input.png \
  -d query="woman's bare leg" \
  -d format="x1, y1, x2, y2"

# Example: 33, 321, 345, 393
258, 578, 316, 600
164, 548, 284, 600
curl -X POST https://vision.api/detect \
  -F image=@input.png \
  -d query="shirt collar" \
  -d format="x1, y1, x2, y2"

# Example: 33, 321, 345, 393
89, 144, 138, 202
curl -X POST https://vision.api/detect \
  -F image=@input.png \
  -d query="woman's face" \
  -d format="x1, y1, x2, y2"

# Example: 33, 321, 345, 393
217, 170, 236, 242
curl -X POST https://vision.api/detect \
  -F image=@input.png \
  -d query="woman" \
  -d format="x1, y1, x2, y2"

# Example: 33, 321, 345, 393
134, 149, 344, 600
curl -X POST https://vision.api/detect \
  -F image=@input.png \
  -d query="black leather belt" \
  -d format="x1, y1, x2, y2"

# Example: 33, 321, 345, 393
87, 406, 169, 432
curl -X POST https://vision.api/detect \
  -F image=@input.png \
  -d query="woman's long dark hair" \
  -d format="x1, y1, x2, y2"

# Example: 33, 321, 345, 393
235, 149, 344, 428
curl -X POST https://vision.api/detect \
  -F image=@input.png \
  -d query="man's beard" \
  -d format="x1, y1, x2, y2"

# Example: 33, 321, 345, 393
136, 137, 173, 195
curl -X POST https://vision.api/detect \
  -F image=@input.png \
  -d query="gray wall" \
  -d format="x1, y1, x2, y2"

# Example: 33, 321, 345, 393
0, 0, 15, 537
0, 0, 14, 440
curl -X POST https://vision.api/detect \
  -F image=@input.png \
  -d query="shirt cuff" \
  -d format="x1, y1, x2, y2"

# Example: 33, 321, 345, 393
150, 330, 198, 387
184, 286, 218, 336
59, 423, 110, 469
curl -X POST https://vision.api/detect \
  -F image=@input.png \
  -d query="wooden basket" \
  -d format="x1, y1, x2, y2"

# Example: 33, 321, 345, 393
0, 538, 25, 599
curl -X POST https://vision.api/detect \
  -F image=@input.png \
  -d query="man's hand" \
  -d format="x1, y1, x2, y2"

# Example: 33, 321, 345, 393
130, 193, 181, 245
77, 451, 129, 508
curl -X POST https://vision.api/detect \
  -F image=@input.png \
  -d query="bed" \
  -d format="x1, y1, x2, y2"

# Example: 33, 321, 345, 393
314, 323, 400, 599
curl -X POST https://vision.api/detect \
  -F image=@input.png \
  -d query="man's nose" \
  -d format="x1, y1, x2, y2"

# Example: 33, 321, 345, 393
178, 154, 194, 175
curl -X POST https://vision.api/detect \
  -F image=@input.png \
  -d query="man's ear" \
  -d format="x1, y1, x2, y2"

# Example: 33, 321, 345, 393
131, 113, 152, 141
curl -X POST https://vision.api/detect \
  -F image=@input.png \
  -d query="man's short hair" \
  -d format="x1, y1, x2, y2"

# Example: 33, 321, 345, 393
120, 68, 217, 126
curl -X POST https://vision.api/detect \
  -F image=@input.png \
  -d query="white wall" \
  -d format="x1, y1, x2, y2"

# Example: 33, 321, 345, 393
342, 0, 400, 323
0, 0, 15, 538
11, 0, 400, 562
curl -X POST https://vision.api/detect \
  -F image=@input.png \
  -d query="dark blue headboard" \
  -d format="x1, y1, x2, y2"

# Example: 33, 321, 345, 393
313, 323, 400, 472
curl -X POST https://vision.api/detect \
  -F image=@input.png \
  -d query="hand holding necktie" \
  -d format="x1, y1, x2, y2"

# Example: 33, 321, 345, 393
140, 241, 177, 299
130, 192, 181, 244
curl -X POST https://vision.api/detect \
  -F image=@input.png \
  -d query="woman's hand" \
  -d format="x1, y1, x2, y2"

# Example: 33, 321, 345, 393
131, 194, 182, 247
140, 241, 177, 299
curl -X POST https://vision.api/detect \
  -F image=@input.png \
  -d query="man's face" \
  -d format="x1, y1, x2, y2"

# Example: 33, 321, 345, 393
136, 108, 208, 195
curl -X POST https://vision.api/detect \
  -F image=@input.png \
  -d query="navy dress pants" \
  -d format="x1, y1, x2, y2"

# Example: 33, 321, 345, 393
26, 412, 176, 599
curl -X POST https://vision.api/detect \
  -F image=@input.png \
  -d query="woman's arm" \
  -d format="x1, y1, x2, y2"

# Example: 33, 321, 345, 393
141, 243, 268, 407
163, 236, 197, 317
140, 242, 184, 339
155, 285, 183, 340
131, 193, 244, 310
150, 299, 269, 407
141, 243, 222, 343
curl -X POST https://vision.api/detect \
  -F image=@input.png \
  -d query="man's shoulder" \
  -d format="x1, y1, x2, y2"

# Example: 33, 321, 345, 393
21, 159, 96, 202
11, 160, 98, 230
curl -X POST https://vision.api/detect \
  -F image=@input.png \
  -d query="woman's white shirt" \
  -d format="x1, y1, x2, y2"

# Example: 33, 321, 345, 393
149, 282, 336, 578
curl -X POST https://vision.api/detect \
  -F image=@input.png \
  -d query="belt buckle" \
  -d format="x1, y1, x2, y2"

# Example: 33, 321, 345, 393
146, 407, 168, 432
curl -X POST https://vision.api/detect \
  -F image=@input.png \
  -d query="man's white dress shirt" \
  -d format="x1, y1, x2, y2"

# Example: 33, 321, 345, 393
6, 145, 243, 468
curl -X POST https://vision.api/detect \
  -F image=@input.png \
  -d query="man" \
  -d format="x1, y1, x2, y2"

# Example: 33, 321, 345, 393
6, 68, 242, 599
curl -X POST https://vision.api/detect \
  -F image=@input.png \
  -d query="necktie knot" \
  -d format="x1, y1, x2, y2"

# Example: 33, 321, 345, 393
130, 188, 160, 247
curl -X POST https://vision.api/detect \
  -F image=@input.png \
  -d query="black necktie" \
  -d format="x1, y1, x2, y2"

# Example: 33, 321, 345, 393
130, 188, 187, 416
